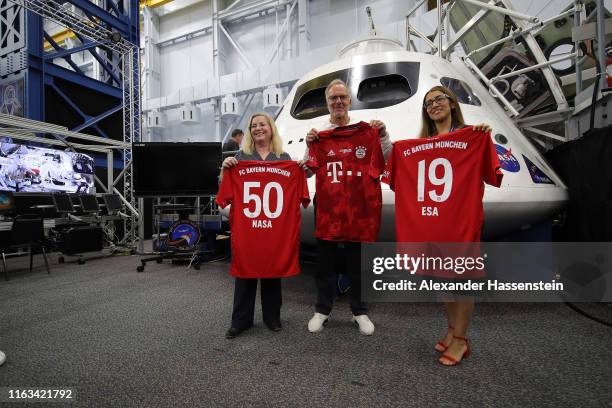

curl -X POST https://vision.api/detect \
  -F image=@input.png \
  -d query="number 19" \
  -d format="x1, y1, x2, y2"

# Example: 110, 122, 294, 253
417, 158, 453, 202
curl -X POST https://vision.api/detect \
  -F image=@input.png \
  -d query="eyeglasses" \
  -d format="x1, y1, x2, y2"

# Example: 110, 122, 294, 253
424, 94, 450, 109
327, 95, 350, 102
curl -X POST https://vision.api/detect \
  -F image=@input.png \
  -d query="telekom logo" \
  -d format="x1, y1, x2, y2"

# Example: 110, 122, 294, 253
326, 161, 343, 183
326, 161, 362, 183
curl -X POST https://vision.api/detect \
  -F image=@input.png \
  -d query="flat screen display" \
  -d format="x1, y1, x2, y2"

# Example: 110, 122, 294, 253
69, 195, 81, 208
80, 194, 99, 213
0, 191, 14, 213
132, 142, 221, 197
53, 193, 74, 213
13, 192, 57, 217
0, 139, 95, 193
103, 194, 123, 212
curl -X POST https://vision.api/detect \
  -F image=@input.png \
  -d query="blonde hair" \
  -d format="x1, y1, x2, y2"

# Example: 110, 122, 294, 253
419, 85, 465, 138
242, 112, 284, 157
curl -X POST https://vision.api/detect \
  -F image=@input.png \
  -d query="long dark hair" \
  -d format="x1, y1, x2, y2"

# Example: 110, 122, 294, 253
419, 86, 465, 138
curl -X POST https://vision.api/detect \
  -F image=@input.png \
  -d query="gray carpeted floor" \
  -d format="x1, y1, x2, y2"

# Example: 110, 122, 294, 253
0, 253, 611, 407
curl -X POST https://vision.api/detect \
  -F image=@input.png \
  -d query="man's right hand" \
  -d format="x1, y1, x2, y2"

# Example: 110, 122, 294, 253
297, 160, 309, 171
222, 157, 238, 169
306, 128, 320, 146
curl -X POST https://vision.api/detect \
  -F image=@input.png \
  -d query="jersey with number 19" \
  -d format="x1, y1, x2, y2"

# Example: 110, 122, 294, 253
216, 160, 310, 278
382, 127, 503, 243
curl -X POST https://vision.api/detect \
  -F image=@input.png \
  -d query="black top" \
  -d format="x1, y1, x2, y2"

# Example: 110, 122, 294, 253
429, 123, 466, 137
235, 150, 291, 161
222, 139, 240, 152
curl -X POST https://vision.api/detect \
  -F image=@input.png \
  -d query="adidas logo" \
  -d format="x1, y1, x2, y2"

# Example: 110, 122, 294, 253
327, 150, 336, 156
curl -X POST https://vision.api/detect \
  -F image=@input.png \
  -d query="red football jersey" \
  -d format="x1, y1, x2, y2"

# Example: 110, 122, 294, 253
216, 160, 310, 278
382, 126, 503, 243
306, 121, 385, 242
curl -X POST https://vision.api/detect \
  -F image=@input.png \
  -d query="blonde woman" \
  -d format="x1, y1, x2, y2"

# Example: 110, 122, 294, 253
221, 112, 291, 339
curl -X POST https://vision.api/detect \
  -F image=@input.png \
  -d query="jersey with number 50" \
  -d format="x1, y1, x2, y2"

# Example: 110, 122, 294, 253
382, 127, 503, 243
216, 160, 310, 278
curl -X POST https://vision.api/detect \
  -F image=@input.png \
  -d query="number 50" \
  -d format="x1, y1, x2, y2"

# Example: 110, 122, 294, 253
243, 182, 284, 218
417, 158, 453, 202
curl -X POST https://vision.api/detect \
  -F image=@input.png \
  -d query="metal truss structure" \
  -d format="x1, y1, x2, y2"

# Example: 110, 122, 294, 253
11, 0, 134, 53
406, 0, 611, 144
121, 46, 141, 251
2, 0, 141, 250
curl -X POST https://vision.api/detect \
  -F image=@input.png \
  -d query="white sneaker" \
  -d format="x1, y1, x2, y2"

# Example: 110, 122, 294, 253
352, 314, 375, 335
308, 312, 329, 333
0, 350, 5, 366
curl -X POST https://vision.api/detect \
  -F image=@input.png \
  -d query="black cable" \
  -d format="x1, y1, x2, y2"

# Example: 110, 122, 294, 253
589, 48, 602, 132
564, 301, 612, 328
199, 255, 229, 264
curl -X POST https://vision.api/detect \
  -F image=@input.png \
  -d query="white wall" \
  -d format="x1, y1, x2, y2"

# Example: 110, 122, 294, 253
309, 0, 408, 45
145, 0, 419, 142
158, 2, 213, 95
143, 0, 611, 142
43, 0, 413, 90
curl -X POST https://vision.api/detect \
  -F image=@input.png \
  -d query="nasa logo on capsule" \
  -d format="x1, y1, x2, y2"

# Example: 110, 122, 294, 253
522, 154, 554, 185
355, 146, 367, 159
495, 144, 520, 173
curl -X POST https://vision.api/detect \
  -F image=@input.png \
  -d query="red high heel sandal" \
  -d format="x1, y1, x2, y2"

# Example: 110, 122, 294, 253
435, 326, 454, 353
439, 335, 470, 366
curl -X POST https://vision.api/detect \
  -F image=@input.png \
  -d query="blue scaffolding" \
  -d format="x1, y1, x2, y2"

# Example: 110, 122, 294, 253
1, 0, 141, 247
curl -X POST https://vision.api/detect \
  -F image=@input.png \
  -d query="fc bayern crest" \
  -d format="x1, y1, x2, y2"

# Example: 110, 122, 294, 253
355, 146, 367, 159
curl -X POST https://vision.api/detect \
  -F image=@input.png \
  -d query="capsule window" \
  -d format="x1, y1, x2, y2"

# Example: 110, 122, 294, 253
357, 74, 412, 105
292, 87, 327, 120
440, 77, 481, 106
290, 62, 420, 120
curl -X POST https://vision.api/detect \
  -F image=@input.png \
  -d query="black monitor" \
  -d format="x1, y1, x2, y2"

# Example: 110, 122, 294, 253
13, 193, 58, 217
132, 142, 222, 197
80, 194, 99, 213
53, 193, 74, 213
68, 194, 85, 215
0, 191, 15, 215
69, 195, 82, 207
95, 196, 107, 215
103, 194, 123, 213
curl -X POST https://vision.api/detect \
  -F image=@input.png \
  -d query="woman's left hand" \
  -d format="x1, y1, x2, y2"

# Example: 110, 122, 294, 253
473, 123, 492, 133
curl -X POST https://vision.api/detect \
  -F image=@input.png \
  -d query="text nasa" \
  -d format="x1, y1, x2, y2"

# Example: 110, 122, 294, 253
403, 140, 468, 217
239, 166, 291, 229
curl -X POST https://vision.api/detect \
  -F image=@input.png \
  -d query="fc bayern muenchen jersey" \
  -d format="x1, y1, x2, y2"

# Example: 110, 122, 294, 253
216, 160, 310, 278
382, 126, 503, 243
306, 121, 385, 242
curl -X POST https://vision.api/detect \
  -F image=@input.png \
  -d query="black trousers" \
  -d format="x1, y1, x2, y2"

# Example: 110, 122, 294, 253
315, 239, 367, 316
231, 277, 282, 329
